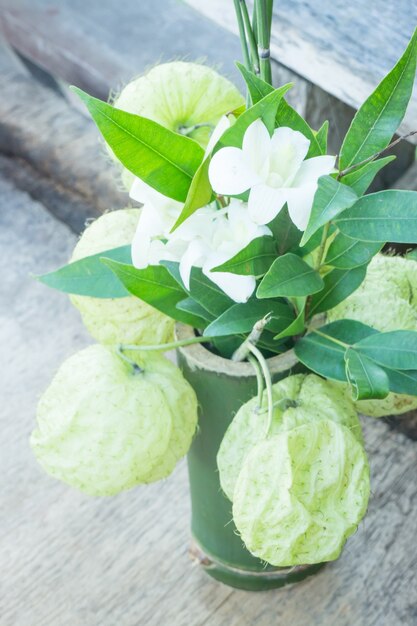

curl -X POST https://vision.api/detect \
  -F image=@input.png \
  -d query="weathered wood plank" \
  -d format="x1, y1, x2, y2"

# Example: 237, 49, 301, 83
185, 0, 417, 144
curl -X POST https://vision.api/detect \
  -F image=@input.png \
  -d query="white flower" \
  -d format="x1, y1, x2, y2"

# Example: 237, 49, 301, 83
208, 118, 335, 231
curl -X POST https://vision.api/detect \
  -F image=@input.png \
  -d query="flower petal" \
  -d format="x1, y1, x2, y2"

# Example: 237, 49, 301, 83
203, 255, 256, 303
179, 240, 208, 290
286, 186, 317, 231
269, 127, 310, 184
248, 183, 289, 225
209, 147, 259, 195
292, 155, 336, 187
130, 177, 182, 212
205, 115, 231, 156
242, 119, 271, 178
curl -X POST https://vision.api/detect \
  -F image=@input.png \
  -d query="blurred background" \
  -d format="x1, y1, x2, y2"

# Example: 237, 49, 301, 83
1, 1, 416, 625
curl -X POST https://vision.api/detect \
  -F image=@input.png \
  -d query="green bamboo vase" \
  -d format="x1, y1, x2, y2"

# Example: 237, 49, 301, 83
176, 324, 324, 591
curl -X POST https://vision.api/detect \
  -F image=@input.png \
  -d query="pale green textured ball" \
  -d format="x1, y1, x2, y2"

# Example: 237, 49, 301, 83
233, 420, 370, 566
327, 253, 417, 416
31, 345, 198, 495
217, 373, 362, 502
111, 62, 244, 190
70, 209, 174, 346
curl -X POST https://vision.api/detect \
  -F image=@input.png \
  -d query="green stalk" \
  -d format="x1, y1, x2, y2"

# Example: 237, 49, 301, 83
247, 342, 274, 437
240, 0, 260, 75
256, 0, 273, 84
233, 0, 251, 72
248, 354, 264, 408
120, 335, 216, 353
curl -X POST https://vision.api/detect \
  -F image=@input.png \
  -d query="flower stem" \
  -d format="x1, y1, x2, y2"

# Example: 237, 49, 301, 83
247, 342, 274, 436
232, 314, 272, 361
121, 335, 215, 353
248, 354, 264, 408
255, 0, 273, 84
116, 346, 143, 374
240, 0, 260, 75
233, 0, 251, 72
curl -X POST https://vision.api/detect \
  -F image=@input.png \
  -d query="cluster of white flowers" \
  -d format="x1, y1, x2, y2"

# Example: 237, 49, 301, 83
130, 118, 335, 303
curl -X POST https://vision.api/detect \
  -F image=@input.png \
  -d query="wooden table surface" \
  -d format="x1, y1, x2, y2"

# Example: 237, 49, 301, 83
1, 7, 417, 624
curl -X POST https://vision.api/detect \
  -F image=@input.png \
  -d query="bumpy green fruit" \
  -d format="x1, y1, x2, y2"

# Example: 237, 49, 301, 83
217, 373, 362, 501
233, 420, 370, 566
70, 209, 174, 346
327, 253, 417, 417
31, 345, 198, 495
111, 62, 244, 190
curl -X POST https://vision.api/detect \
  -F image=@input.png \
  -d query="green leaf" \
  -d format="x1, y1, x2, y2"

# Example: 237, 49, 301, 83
216, 83, 293, 149
381, 367, 417, 395
309, 265, 367, 316
342, 156, 396, 195
203, 300, 294, 337
211, 236, 276, 276
339, 27, 417, 170
300, 176, 358, 246
235, 63, 322, 157
315, 121, 329, 154
324, 233, 382, 269
268, 205, 302, 254
335, 190, 417, 243
354, 330, 417, 370
176, 298, 214, 323
294, 319, 377, 381
101, 259, 202, 326
170, 155, 213, 231
37, 245, 131, 298
344, 348, 390, 400
71, 87, 204, 202
273, 298, 306, 340
188, 268, 234, 317
257, 253, 324, 298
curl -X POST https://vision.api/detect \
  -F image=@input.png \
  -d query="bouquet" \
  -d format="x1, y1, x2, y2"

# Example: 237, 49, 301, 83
31, 0, 417, 577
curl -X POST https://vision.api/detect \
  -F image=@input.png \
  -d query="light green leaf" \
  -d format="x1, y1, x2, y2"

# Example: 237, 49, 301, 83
71, 87, 204, 202
324, 233, 382, 269
235, 63, 322, 157
344, 348, 390, 400
341, 156, 396, 195
211, 236, 276, 276
335, 190, 417, 243
203, 300, 294, 337
170, 157, 213, 231
216, 83, 293, 149
315, 121, 329, 155
37, 245, 131, 298
257, 253, 324, 298
309, 265, 367, 316
354, 330, 417, 370
273, 298, 306, 340
339, 27, 417, 169
381, 367, 417, 395
300, 176, 358, 246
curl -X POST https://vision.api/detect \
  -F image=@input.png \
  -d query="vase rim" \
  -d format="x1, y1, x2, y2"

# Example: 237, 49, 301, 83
175, 323, 298, 378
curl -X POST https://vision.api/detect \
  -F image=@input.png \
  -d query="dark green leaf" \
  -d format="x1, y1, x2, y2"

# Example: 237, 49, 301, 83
344, 348, 390, 400
235, 64, 322, 158
324, 233, 382, 269
300, 176, 358, 246
354, 330, 417, 370
309, 265, 367, 316
268, 205, 302, 254
335, 190, 417, 243
203, 300, 294, 337
71, 87, 204, 202
176, 298, 214, 323
274, 298, 306, 340
315, 121, 329, 154
381, 366, 417, 395
294, 319, 377, 381
37, 245, 131, 298
211, 236, 276, 276
188, 267, 234, 317
339, 27, 417, 169
216, 83, 293, 149
101, 259, 202, 326
342, 156, 396, 195
257, 253, 324, 298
